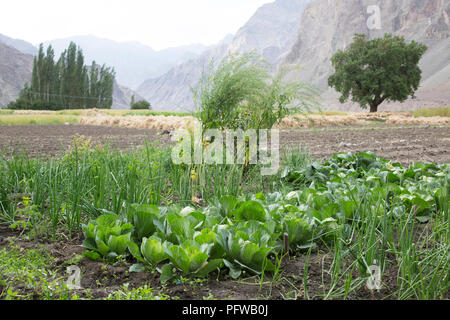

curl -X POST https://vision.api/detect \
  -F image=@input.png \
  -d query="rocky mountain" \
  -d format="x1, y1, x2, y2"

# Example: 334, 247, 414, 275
0, 40, 142, 109
282, 0, 450, 111
0, 33, 38, 56
137, 0, 312, 111
138, 0, 449, 112
0, 42, 34, 107
112, 82, 146, 109
44, 36, 208, 89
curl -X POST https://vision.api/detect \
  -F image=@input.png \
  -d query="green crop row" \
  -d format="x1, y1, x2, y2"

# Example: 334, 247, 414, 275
79, 151, 449, 298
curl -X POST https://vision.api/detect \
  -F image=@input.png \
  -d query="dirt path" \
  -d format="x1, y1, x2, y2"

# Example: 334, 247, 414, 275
0, 124, 449, 165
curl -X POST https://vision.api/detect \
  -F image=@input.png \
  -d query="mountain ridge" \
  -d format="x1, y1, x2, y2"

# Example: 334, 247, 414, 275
137, 0, 450, 112
137, 0, 312, 111
0, 33, 38, 56
282, 0, 450, 111
43, 35, 209, 89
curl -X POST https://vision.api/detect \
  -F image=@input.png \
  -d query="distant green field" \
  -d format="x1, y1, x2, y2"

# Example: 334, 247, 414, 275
413, 107, 450, 118
0, 114, 79, 126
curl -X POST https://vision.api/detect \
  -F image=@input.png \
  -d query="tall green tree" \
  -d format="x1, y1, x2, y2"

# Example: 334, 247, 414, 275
328, 34, 428, 112
9, 42, 115, 110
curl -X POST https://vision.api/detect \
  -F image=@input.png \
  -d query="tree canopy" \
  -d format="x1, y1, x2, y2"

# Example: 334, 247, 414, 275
9, 42, 116, 110
328, 34, 428, 112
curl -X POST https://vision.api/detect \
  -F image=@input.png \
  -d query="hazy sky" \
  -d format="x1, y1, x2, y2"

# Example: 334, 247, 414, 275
0, 0, 272, 50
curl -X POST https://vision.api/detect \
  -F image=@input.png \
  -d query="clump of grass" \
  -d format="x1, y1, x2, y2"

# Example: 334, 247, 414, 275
413, 108, 450, 118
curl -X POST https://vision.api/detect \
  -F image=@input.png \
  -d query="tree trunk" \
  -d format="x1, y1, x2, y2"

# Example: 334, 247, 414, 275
369, 104, 378, 113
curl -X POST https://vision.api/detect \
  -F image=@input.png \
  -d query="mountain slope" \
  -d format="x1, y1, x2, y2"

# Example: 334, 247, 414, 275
282, 0, 450, 110
0, 33, 38, 56
283, 0, 450, 87
0, 42, 34, 107
137, 0, 311, 111
44, 36, 208, 89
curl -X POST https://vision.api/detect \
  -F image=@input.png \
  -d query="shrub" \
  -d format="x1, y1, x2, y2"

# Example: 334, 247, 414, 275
130, 95, 151, 110
192, 51, 319, 131
328, 34, 427, 113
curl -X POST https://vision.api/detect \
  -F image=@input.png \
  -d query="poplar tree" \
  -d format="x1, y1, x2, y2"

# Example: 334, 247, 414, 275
10, 42, 116, 110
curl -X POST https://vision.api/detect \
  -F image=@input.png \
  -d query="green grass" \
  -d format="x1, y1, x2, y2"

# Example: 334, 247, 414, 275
0, 245, 81, 300
0, 114, 79, 126
413, 107, 450, 118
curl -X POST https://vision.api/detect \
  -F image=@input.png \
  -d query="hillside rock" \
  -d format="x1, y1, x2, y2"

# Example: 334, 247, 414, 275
0, 42, 33, 107
0, 33, 38, 56
283, 0, 450, 88
112, 82, 146, 109
282, 0, 450, 111
137, 0, 311, 111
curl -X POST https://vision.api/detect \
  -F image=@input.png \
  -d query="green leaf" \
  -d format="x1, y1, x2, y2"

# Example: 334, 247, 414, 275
96, 213, 120, 227
141, 237, 168, 265
240, 242, 259, 265
223, 259, 242, 279
159, 264, 175, 283
83, 250, 102, 261
82, 237, 98, 251
232, 200, 267, 222
129, 263, 146, 273
194, 259, 223, 277
164, 244, 191, 274
95, 236, 110, 257
167, 213, 192, 242
284, 217, 313, 245
416, 216, 431, 224
107, 233, 131, 255
128, 241, 145, 263
194, 228, 217, 245
220, 196, 239, 217
131, 204, 160, 241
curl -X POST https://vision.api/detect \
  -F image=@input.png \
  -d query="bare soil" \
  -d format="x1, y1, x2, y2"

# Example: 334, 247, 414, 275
0, 124, 448, 165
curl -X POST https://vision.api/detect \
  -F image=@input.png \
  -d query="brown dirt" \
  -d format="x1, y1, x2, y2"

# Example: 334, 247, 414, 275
280, 125, 450, 165
0, 124, 172, 158
0, 124, 449, 165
